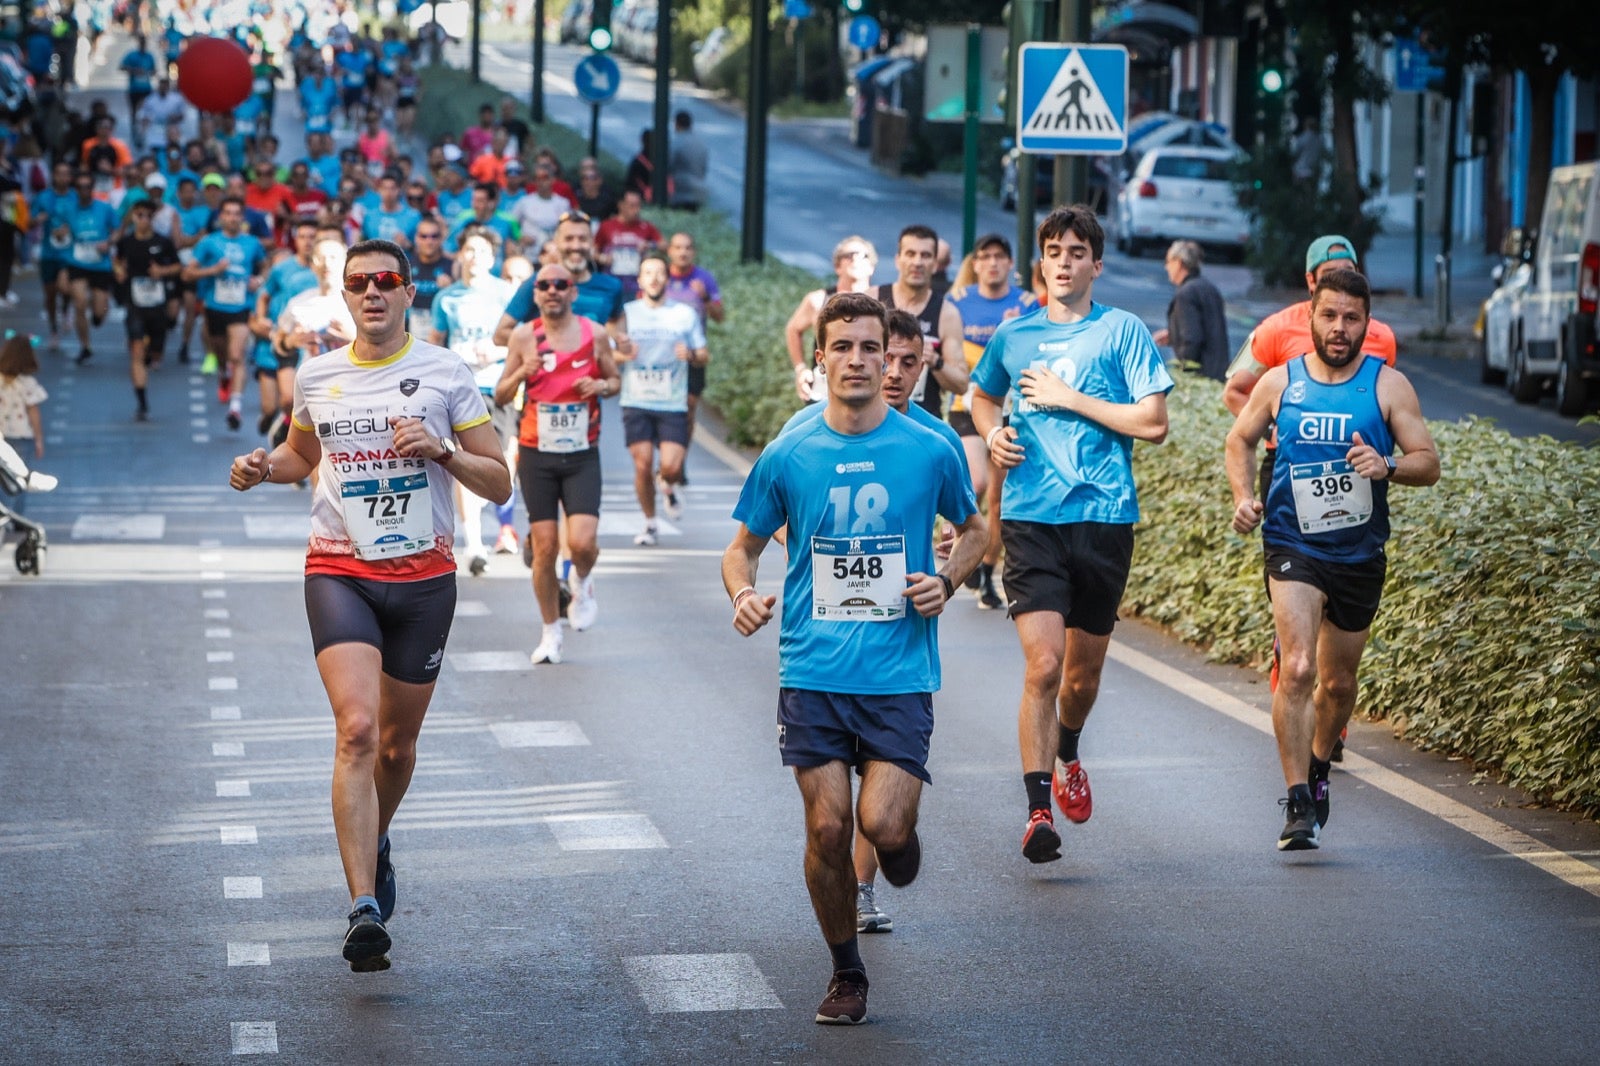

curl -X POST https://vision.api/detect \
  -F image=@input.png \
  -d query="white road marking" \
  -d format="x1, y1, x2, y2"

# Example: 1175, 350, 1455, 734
229, 1021, 278, 1054
211, 706, 242, 720
199, 539, 222, 548
597, 512, 681, 537
213, 742, 245, 757
199, 551, 222, 563
207, 650, 235, 663
201, 570, 226, 581
203, 589, 227, 600
190, 403, 206, 414
243, 514, 311, 540
219, 825, 257, 845
227, 942, 270, 967
625, 954, 783, 1013
209, 677, 238, 691
205, 608, 231, 619
207, 627, 233, 639
224, 876, 263, 899
1107, 641, 1600, 899
546, 813, 667, 851
216, 780, 250, 797
454, 599, 491, 617
449, 651, 530, 672
189, 389, 204, 399
693, 430, 754, 476
193, 433, 211, 443
490, 721, 590, 748
70, 514, 166, 540
190, 418, 208, 428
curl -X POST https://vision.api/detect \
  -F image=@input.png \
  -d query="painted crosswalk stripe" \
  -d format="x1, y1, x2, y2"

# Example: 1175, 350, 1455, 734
546, 813, 667, 851
210, 678, 239, 691
220, 826, 258, 845
216, 780, 250, 797
229, 1021, 278, 1055
490, 721, 590, 748
208, 651, 235, 664
213, 742, 245, 757
201, 570, 226, 581
193, 433, 211, 443
625, 954, 782, 1013
449, 651, 530, 672
205, 608, 231, 620
204, 589, 227, 600
70, 514, 166, 540
224, 876, 263, 899
207, 627, 233, 639
227, 943, 271, 967
454, 600, 491, 617
244, 514, 311, 540
211, 706, 242, 721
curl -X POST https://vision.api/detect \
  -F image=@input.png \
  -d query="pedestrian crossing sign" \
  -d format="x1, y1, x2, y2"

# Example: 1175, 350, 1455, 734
1016, 43, 1129, 155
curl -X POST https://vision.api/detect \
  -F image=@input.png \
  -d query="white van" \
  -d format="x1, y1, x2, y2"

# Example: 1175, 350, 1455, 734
1513, 162, 1600, 415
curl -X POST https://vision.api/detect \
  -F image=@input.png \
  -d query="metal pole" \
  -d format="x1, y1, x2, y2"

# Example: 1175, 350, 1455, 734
470, 0, 482, 83
1013, 0, 1047, 285
429, 0, 441, 66
531, 0, 545, 123
741, 0, 770, 263
652, 0, 671, 206
961, 23, 981, 256
590, 102, 600, 158
1413, 92, 1424, 299
1066, 0, 1092, 209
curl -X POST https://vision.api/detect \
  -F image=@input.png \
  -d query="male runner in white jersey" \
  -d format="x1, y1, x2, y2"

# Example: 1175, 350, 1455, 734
229, 238, 511, 971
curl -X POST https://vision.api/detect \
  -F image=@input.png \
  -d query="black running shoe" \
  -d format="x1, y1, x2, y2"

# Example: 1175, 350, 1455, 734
1022, 809, 1062, 863
977, 569, 1005, 611
226, 409, 241, 431
257, 410, 275, 435
815, 969, 868, 1025
76, 347, 93, 364
1309, 761, 1331, 829
877, 829, 920, 888
964, 565, 983, 590
342, 904, 392, 968
375, 839, 396, 921
1278, 794, 1320, 851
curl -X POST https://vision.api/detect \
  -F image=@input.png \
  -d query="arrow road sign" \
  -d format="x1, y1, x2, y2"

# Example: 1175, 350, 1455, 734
1016, 43, 1129, 155
574, 52, 622, 106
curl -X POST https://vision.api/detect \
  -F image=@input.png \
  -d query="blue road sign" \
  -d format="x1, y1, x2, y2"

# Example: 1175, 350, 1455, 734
574, 52, 622, 106
847, 15, 881, 52
784, 0, 813, 18
1016, 43, 1129, 156
1394, 37, 1442, 93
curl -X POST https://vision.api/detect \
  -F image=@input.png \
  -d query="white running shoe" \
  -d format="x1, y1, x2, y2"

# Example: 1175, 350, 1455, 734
633, 524, 658, 547
568, 575, 598, 631
530, 622, 565, 664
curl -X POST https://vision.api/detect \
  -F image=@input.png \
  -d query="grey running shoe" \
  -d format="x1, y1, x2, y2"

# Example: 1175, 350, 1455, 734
815, 969, 868, 1025
1278, 793, 1321, 851
343, 904, 392, 971
856, 881, 892, 934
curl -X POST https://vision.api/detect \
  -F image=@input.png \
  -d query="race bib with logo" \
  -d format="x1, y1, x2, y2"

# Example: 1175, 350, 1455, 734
810, 534, 907, 622
214, 275, 248, 306
610, 245, 642, 276
630, 366, 675, 404
537, 402, 589, 453
74, 241, 103, 264
1289, 459, 1373, 535
131, 277, 166, 307
340, 470, 434, 559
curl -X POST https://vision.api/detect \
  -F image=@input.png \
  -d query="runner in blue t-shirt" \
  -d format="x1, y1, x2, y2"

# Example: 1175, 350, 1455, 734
948, 233, 1040, 611
359, 174, 423, 248
493, 212, 624, 343
723, 291, 985, 1027
185, 198, 268, 431
30, 162, 77, 346
119, 38, 159, 137
54, 174, 119, 364
299, 70, 340, 136
252, 220, 319, 436
335, 45, 373, 126
616, 255, 706, 545
969, 205, 1173, 866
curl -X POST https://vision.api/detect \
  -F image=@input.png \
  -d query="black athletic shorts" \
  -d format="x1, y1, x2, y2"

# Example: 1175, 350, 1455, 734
67, 267, 113, 292
687, 363, 707, 397
303, 571, 456, 684
777, 688, 934, 784
125, 305, 170, 344
517, 445, 602, 523
205, 308, 250, 334
1264, 543, 1387, 633
1000, 520, 1135, 635
948, 409, 977, 438
622, 406, 689, 448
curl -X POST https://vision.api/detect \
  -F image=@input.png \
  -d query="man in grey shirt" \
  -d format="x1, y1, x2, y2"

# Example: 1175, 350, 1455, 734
1152, 239, 1229, 381
668, 110, 708, 212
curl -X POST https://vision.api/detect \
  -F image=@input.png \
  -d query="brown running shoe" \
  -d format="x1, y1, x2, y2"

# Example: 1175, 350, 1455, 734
815, 969, 869, 1025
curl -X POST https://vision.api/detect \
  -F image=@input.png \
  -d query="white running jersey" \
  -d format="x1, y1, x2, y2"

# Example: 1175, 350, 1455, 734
292, 335, 492, 579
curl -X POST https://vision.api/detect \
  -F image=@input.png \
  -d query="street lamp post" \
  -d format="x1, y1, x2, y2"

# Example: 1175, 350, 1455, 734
741, 0, 771, 263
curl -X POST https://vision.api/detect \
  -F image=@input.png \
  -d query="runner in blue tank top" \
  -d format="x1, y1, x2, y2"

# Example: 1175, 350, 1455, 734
1226, 269, 1439, 851
723, 292, 985, 1026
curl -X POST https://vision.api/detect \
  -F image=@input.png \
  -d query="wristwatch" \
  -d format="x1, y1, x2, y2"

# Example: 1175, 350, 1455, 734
436, 437, 457, 464
1384, 455, 1397, 478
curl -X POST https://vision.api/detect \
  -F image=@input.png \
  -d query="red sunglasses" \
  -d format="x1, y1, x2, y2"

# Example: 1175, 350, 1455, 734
343, 271, 408, 294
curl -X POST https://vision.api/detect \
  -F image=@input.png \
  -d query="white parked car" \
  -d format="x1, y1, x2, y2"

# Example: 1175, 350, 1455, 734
692, 27, 733, 86
1115, 145, 1250, 259
1477, 249, 1532, 385
1511, 161, 1600, 413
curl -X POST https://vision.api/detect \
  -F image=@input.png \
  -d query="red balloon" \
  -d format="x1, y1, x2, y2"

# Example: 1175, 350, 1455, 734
176, 37, 254, 114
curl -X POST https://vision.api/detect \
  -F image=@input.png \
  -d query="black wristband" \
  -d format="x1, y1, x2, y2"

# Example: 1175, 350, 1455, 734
937, 573, 955, 601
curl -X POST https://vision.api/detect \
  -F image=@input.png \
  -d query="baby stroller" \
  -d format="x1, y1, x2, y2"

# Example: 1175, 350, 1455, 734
0, 435, 56, 575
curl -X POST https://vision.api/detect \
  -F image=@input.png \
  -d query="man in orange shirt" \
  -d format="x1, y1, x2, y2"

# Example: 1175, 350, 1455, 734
243, 162, 296, 246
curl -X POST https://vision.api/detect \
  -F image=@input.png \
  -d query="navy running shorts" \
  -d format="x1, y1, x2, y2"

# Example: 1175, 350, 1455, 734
1264, 544, 1387, 633
1000, 519, 1135, 635
777, 688, 934, 784
304, 572, 457, 684
622, 406, 689, 448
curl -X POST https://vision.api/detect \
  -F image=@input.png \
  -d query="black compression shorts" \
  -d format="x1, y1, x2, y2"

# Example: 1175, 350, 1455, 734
518, 445, 602, 523
303, 571, 456, 684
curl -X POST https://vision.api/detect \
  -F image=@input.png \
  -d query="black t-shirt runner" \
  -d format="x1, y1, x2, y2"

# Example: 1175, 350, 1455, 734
115, 231, 179, 308
876, 283, 947, 418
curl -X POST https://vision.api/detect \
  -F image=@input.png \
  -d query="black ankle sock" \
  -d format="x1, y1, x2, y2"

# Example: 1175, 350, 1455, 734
1058, 724, 1082, 764
828, 936, 863, 974
1288, 783, 1314, 806
135, 387, 147, 410
1024, 771, 1052, 812
1310, 756, 1332, 779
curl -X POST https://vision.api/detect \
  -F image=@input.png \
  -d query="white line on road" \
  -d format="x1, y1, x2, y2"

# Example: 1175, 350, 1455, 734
224, 876, 263, 899
546, 813, 668, 851
449, 651, 531, 672
209, 677, 238, 691
625, 954, 783, 1013
203, 589, 227, 599
207, 651, 235, 663
207, 627, 233, 639
211, 706, 242, 721
490, 720, 590, 748
454, 600, 491, 617
192, 433, 211, 443
201, 570, 226, 581
216, 780, 250, 798
213, 742, 245, 757
227, 942, 270, 967
1107, 641, 1600, 899
219, 826, 257, 845
205, 608, 230, 619
229, 1020, 278, 1054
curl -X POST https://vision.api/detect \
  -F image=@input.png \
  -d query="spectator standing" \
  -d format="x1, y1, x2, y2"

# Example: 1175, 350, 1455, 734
507, 163, 570, 252
573, 158, 618, 222
1151, 239, 1229, 381
624, 129, 656, 202
667, 111, 707, 212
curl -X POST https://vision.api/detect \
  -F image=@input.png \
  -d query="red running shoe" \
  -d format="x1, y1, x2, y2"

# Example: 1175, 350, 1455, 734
217, 380, 231, 405
1021, 809, 1062, 864
1052, 757, 1092, 824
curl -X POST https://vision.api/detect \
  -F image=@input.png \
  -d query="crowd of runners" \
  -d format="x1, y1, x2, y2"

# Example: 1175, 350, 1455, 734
5, 4, 1441, 1029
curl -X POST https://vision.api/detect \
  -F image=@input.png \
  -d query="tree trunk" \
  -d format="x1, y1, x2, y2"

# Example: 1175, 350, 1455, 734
1327, 8, 1362, 230
1523, 63, 1561, 233
825, 2, 844, 100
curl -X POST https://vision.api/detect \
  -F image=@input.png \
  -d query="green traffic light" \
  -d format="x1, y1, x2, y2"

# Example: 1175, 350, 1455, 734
589, 27, 613, 51
1260, 69, 1284, 93
844, 0, 865, 12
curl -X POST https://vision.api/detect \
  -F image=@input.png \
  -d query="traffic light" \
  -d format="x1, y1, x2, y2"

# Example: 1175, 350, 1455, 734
843, 0, 865, 11
590, 0, 613, 51
1260, 67, 1284, 93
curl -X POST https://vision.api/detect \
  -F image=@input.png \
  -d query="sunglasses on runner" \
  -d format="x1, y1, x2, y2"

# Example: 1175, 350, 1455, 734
556, 210, 591, 225
343, 271, 408, 294
534, 278, 572, 292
